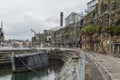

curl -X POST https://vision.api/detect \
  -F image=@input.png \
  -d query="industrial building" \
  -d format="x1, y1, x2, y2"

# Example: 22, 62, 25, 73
65, 12, 84, 26
85, 0, 98, 13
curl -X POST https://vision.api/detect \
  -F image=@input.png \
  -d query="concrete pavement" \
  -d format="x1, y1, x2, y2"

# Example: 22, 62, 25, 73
85, 55, 104, 80
86, 51, 120, 80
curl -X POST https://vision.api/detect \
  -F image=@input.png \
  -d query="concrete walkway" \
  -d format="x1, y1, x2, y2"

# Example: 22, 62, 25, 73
86, 52, 120, 80
85, 55, 104, 80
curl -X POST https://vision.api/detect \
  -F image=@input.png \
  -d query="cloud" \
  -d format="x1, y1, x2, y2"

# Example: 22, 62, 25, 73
0, 0, 91, 40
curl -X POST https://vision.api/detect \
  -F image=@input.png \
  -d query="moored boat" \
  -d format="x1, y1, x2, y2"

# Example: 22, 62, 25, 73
11, 51, 49, 73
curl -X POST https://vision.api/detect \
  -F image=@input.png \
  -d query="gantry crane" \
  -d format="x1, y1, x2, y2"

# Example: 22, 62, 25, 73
31, 29, 44, 47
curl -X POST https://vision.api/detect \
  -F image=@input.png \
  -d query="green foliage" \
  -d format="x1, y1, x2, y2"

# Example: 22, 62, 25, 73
64, 32, 70, 38
64, 25, 69, 30
69, 30, 80, 36
105, 26, 120, 36
80, 24, 100, 36
76, 30, 81, 35
70, 31, 75, 36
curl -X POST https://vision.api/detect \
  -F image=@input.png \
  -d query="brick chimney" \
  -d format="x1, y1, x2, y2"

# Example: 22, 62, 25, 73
1, 21, 3, 32
60, 12, 63, 27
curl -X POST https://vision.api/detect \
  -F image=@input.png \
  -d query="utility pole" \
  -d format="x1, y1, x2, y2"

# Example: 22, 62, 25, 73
108, 0, 112, 53
74, 13, 77, 50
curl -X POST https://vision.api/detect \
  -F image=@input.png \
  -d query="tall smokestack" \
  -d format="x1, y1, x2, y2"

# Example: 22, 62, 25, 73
60, 12, 63, 27
1, 21, 3, 32
1, 21, 3, 29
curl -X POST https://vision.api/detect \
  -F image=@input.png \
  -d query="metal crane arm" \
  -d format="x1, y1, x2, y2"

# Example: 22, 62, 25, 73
31, 29, 37, 34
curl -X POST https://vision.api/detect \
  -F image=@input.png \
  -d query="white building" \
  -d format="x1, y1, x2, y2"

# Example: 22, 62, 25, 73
86, 0, 98, 13
65, 12, 84, 26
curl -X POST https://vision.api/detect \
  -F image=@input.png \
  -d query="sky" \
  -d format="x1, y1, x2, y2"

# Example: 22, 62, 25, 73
0, 0, 90, 40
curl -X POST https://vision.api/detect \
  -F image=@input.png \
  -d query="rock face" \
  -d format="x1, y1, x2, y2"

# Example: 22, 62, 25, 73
82, 0, 120, 52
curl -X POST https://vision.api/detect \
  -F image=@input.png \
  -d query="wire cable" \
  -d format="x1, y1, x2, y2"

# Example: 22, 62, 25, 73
17, 57, 43, 74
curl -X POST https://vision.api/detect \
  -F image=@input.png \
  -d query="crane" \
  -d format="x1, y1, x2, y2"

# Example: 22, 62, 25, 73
31, 29, 40, 40
31, 29, 37, 34
31, 29, 44, 48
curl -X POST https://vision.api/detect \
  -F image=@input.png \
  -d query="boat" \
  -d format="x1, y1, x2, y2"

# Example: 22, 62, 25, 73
11, 51, 49, 73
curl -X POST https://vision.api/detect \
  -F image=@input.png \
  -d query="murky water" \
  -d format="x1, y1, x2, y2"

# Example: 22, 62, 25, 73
0, 60, 63, 80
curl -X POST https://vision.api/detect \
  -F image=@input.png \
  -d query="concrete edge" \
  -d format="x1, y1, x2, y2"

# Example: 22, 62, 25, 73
85, 52, 112, 80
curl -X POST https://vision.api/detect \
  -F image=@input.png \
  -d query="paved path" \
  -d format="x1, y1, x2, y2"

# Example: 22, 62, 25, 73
86, 52, 120, 80
85, 55, 104, 80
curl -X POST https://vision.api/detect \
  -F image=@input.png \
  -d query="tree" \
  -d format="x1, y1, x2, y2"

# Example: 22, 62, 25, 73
64, 32, 70, 39
105, 26, 120, 36
80, 24, 100, 50
63, 32, 70, 47
80, 24, 99, 36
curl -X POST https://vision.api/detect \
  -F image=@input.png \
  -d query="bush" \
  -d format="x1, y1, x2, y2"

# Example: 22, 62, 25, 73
80, 24, 100, 36
105, 26, 120, 36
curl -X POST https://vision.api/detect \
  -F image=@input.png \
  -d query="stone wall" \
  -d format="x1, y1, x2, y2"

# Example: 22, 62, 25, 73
81, 0, 120, 53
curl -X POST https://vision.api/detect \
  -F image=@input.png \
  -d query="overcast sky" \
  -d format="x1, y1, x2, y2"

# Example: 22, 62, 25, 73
0, 0, 90, 40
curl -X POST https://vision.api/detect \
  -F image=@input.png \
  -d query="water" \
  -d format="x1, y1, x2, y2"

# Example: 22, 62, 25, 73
0, 60, 63, 80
